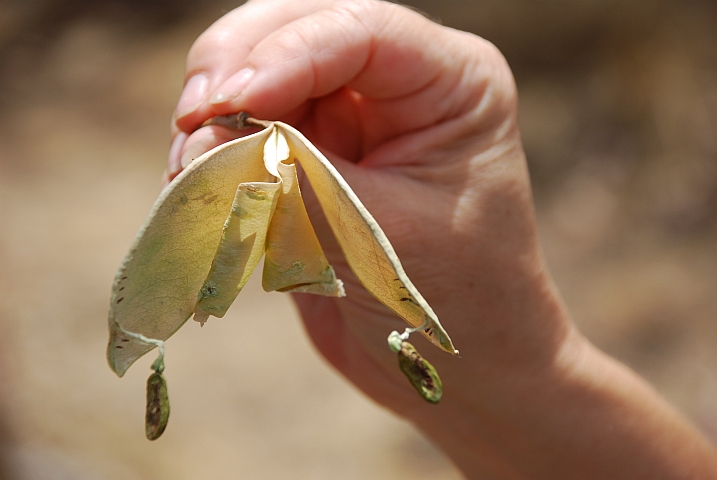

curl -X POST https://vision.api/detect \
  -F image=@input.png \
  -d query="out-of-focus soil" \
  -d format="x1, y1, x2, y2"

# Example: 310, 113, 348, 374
0, 0, 715, 478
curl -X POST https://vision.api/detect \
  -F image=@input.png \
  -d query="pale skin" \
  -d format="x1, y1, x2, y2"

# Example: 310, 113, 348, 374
165, 0, 717, 477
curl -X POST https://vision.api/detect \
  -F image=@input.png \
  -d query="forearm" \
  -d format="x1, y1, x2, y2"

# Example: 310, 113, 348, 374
414, 311, 717, 479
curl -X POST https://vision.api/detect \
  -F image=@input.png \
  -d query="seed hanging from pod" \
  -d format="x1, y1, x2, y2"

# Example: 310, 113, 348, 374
145, 364, 170, 440
388, 331, 443, 404
115, 329, 171, 440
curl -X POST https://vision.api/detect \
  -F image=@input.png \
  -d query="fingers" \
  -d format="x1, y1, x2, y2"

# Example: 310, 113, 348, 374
175, 0, 510, 131
167, 0, 517, 181
173, 0, 334, 132
167, 0, 334, 183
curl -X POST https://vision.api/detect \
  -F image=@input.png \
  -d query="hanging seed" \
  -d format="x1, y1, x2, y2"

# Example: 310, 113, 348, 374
398, 341, 443, 404
145, 371, 170, 440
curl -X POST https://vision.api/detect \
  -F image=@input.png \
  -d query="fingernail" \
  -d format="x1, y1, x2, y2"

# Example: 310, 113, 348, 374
175, 73, 209, 119
210, 68, 255, 104
168, 132, 188, 179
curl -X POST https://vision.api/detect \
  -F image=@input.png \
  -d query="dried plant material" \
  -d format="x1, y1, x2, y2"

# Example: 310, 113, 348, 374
108, 115, 457, 435
397, 341, 443, 404
262, 161, 344, 296
107, 115, 456, 386
145, 371, 170, 440
194, 182, 281, 323
279, 124, 456, 354
108, 128, 273, 376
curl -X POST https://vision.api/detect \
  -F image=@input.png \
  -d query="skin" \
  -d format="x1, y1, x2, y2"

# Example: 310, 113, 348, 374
166, 0, 717, 477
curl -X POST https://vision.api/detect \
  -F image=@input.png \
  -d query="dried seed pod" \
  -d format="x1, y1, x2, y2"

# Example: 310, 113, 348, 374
107, 119, 457, 379
145, 371, 170, 440
398, 341, 443, 404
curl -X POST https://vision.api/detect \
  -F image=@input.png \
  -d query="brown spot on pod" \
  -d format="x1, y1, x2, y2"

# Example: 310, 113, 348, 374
398, 342, 443, 404
145, 371, 170, 440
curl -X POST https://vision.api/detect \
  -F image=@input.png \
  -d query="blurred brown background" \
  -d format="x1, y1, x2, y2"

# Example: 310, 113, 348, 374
0, 0, 715, 478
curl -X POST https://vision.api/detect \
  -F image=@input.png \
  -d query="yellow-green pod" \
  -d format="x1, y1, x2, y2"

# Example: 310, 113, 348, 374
145, 371, 170, 440
398, 342, 443, 404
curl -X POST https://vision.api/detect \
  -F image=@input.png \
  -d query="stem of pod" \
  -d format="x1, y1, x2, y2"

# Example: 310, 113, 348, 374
199, 112, 270, 131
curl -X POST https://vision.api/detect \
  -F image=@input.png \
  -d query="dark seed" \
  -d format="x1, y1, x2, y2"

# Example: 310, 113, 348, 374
145, 371, 170, 440
398, 342, 443, 404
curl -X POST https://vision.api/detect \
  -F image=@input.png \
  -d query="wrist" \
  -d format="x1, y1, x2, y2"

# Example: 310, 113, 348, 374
408, 303, 717, 479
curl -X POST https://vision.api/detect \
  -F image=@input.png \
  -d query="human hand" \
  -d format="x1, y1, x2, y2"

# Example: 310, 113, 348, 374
166, 1, 717, 477
168, 0, 561, 405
